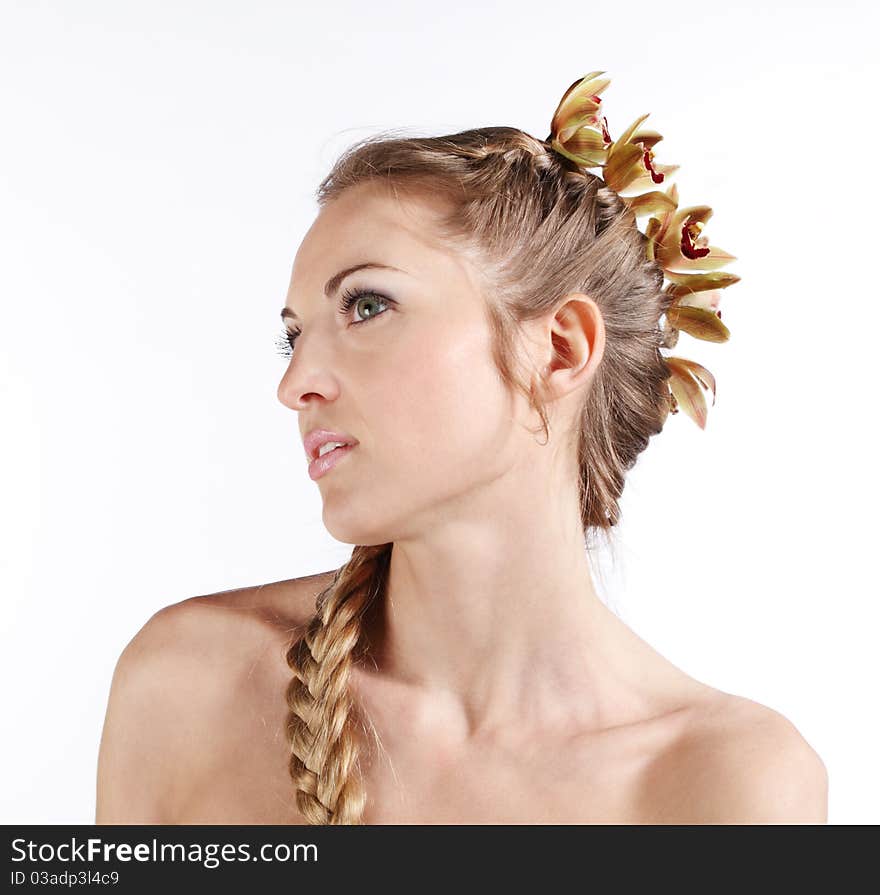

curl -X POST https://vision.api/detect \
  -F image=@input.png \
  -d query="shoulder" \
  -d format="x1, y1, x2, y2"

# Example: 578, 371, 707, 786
96, 571, 336, 823
106, 572, 332, 705
122, 569, 338, 671
639, 694, 828, 824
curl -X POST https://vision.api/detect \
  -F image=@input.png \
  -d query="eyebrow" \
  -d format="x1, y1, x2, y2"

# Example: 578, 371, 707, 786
280, 262, 405, 322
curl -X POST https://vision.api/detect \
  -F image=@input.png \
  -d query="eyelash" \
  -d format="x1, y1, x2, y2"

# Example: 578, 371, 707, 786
275, 286, 391, 358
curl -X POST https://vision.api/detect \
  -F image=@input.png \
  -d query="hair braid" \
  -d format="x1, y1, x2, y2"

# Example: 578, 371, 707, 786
284, 543, 391, 824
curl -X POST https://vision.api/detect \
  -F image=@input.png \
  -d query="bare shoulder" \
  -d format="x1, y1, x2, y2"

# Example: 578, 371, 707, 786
140, 570, 336, 656
96, 571, 336, 824
106, 571, 334, 705
638, 693, 828, 824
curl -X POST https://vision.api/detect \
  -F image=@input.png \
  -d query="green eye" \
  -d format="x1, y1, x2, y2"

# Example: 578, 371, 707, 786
276, 287, 393, 358
338, 287, 390, 324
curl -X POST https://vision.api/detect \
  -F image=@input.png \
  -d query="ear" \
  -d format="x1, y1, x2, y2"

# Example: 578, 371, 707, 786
538, 293, 606, 400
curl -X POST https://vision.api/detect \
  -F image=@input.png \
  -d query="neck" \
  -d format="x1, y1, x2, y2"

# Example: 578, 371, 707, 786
354, 477, 668, 742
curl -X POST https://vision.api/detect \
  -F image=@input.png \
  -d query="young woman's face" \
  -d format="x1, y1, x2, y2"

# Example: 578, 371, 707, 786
277, 180, 540, 545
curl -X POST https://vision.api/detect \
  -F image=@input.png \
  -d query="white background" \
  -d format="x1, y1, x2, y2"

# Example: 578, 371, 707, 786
1, 0, 877, 824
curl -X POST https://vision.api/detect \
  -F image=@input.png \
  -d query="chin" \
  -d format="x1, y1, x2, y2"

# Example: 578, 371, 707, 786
321, 504, 395, 548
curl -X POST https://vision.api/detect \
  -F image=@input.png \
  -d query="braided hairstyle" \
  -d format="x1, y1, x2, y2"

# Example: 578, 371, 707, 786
284, 126, 675, 823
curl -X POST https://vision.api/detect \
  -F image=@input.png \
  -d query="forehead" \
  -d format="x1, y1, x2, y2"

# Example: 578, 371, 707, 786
287, 181, 462, 300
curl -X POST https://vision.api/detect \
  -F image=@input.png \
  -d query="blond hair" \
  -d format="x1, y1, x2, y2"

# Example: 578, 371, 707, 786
284, 126, 674, 823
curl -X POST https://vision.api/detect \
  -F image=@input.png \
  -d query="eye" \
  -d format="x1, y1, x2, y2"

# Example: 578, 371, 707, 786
338, 285, 391, 325
276, 286, 393, 358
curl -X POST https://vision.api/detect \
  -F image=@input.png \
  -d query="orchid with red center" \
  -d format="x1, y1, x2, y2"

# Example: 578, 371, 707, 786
547, 71, 612, 167
547, 71, 740, 430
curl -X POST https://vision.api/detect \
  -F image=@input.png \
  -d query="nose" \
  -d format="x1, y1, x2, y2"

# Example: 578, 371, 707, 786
276, 348, 341, 411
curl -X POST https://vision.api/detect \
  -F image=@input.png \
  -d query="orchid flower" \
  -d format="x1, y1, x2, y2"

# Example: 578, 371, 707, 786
546, 71, 741, 429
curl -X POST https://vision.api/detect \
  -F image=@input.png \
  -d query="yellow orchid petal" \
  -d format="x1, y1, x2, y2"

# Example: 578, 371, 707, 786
602, 143, 645, 193
551, 73, 611, 142
558, 127, 608, 166
663, 181, 680, 208
622, 190, 678, 218
557, 114, 601, 144
605, 115, 671, 190
665, 358, 709, 429
649, 182, 679, 246
662, 246, 737, 273
664, 305, 730, 342
645, 216, 662, 261
551, 80, 601, 133
549, 136, 607, 168
618, 164, 679, 196
676, 289, 723, 314
630, 129, 663, 149
609, 113, 651, 153
665, 270, 741, 296
667, 357, 716, 405
660, 204, 714, 260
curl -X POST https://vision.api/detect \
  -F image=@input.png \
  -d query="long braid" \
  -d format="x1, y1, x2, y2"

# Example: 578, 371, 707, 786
284, 543, 391, 824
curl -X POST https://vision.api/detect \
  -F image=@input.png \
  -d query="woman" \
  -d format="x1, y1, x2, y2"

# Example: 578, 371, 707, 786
96, 72, 828, 825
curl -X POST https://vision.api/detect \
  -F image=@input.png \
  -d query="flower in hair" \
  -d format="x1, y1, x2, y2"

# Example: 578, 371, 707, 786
547, 71, 740, 429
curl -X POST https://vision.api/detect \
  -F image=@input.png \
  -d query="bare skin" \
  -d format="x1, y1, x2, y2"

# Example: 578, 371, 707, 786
97, 181, 827, 824
97, 574, 826, 824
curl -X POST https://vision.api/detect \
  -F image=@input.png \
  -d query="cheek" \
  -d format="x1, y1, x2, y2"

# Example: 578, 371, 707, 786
371, 321, 513, 477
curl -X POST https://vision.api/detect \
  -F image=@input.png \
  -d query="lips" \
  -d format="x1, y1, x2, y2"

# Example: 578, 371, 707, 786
303, 428, 359, 462
307, 442, 356, 481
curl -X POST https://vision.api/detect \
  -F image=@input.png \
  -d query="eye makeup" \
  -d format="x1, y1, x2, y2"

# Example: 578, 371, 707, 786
276, 285, 393, 358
